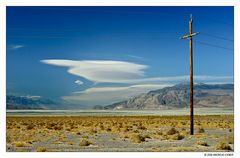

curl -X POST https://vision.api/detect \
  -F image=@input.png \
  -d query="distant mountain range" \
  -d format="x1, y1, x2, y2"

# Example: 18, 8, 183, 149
6, 95, 59, 109
6, 95, 88, 110
94, 83, 234, 110
7, 83, 234, 110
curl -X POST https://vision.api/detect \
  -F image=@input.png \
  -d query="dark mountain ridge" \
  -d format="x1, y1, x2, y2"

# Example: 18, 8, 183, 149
103, 83, 233, 110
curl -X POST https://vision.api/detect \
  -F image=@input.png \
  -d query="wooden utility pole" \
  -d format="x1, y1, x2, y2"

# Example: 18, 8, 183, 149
180, 15, 199, 135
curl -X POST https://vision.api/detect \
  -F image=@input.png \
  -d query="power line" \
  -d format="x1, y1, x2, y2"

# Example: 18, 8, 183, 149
8, 35, 234, 51
194, 40, 233, 51
7, 33, 233, 52
201, 32, 233, 42
8, 28, 232, 38
202, 16, 234, 27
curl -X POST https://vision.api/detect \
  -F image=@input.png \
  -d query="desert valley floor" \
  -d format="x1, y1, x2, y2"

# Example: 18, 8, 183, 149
6, 115, 233, 152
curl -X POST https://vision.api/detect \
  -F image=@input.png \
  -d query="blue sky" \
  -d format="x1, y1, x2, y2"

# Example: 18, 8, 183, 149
6, 6, 234, 107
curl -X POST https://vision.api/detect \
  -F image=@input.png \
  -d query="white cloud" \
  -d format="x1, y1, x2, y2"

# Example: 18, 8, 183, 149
41, 59, 233, 84
75, 80, 83, 85
20, 95, 41, 100
41, 60, 148, 83
62, 84, 170, 106
8, 44, 24, 50
126, 54, 144, 60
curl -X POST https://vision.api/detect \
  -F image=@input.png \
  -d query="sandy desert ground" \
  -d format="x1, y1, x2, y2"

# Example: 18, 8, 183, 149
6, 115, 233, 152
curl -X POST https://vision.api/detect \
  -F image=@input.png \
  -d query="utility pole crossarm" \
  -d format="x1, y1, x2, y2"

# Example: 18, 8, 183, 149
180, 32, 200, 39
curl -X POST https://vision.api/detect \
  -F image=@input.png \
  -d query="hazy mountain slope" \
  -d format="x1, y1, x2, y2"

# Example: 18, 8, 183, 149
6, 95, 57, 109
104, 83, 234, 110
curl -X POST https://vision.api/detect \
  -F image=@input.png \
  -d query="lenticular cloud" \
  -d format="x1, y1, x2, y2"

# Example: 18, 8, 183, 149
41, 59, 148, 83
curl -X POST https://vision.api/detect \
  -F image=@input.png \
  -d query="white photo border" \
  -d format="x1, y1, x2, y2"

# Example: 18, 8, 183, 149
0, 0, 239, 158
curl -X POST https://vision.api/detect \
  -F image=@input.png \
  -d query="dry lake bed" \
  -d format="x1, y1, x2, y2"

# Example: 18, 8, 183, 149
6, 111, 234, 152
